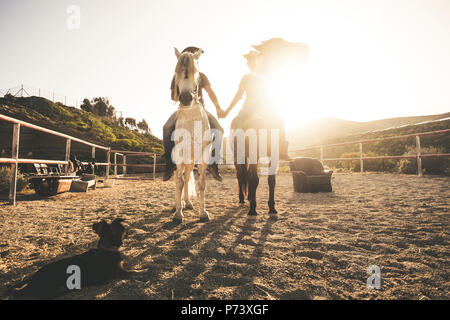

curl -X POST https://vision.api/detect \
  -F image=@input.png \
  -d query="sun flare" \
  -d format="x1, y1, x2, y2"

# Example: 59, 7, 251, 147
268, 65, 323, 129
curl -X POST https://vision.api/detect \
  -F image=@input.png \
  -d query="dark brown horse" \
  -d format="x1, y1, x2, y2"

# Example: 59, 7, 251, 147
232, 122, 279, 216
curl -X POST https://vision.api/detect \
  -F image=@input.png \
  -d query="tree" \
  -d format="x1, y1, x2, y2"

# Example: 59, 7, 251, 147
125, 117, 136, 129
80, 98, 93, 113
117, 116, 125, 127
137, 119, 150, 134
92, 97, 108, 117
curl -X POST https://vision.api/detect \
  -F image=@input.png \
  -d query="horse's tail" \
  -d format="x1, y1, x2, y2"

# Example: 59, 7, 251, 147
188, 171, 196, 198
241, 179, 248, 199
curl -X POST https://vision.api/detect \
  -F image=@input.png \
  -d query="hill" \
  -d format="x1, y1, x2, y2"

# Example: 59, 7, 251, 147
287, 112, 450, 150
0, 95, 163, 161
291, 117, 450, 175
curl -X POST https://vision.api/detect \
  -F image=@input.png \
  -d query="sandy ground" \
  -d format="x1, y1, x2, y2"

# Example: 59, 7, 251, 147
0, 172, 448, 300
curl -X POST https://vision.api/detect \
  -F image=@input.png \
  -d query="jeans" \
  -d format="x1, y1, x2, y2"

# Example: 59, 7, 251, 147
163, 109, 224, 170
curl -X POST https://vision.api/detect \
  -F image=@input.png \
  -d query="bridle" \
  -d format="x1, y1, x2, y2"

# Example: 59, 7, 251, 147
176, 74, 201, 108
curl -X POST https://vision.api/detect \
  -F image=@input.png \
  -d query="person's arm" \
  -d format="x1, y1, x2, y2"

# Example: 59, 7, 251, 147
223, 82, 245, 118
204, 85, 225, 117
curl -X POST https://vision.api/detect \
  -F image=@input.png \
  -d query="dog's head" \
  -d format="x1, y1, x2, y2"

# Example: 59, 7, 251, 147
93, 218, 126, 251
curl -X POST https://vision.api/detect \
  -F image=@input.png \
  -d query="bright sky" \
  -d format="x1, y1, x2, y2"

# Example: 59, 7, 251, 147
1, 0, 449, 138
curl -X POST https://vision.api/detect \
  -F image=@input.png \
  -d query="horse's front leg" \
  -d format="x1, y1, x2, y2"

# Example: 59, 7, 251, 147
173, 166, 185, 223
183, 164, 194, 210
235, 163, 247, 204
248, 164, 259, 216
198, 163, 210, 222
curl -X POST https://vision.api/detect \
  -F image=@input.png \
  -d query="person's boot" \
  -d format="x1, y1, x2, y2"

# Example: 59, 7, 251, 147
163, 165, 174, 181
162, 152, 174, 181
207, 163, 223, 182
279, 141, 292, 161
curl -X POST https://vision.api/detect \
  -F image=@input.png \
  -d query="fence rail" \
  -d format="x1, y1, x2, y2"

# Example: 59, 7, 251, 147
289, 128, 450, 175
0, 114, 159, 205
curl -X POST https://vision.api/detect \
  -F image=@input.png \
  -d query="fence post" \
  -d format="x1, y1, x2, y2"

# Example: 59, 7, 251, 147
113, 153, 117, 176
416, 136, 422, 177
9, 124, 20, 205
320, 147, 324, 164
153, 154, 156, 180
106, 148, 111, 179
64, 138, 71, 174
359, 143, 364, 173
91, 146, 95, 160
123, 155, 127, 176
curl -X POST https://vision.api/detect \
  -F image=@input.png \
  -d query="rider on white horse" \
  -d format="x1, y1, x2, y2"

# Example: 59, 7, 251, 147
171, 48, 213, 223
163, 46, 225, 182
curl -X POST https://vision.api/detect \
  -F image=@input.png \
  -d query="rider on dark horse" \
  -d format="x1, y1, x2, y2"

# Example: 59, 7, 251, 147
220, 50, 291, 161
162, 46, 226, 182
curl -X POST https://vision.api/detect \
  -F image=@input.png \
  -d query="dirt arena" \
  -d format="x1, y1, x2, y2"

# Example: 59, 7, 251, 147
0, 172, 448, 300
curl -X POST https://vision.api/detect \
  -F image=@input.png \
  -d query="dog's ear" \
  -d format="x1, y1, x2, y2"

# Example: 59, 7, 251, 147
92, 220, 108, 235
112, 218, 125, 225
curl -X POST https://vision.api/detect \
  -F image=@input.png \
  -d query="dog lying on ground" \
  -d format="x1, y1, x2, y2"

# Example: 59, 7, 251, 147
8, 218, 138, 299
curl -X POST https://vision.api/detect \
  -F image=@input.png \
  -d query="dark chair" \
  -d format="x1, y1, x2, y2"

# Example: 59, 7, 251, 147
290, 157, 333, 193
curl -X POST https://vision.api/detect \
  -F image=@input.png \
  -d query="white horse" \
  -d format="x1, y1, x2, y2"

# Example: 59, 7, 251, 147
171, 48, 212, 223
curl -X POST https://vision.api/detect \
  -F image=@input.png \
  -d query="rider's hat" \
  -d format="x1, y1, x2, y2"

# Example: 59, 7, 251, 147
182, 46, 204, 54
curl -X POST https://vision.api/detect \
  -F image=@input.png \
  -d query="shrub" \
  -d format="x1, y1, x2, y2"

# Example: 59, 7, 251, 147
399, 146, 450, 175
0, 166, 28, 194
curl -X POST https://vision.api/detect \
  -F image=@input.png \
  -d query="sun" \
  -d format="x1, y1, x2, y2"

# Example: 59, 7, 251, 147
268, 65, 323, 129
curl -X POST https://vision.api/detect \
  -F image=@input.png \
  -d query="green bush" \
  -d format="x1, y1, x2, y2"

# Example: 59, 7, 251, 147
329, 146, 450, 175
0, 166, 28, 194
399, 146, 450, 175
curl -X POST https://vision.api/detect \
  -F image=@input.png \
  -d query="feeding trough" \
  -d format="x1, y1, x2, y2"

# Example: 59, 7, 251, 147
70, 174, 97, 192
27, 164, 78, 196
290, 157, 333, 193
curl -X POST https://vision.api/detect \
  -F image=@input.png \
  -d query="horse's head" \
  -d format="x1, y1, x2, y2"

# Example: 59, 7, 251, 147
174, 48, 203, 106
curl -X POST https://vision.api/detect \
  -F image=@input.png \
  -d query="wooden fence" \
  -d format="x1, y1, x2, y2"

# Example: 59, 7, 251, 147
0, 114, 159, 205
289, 128, 450, 176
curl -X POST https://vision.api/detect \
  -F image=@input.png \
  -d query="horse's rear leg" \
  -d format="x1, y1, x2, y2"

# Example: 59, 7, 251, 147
247, 164, 259, 216
268, 174, 277, 215
198, 163, 210, 222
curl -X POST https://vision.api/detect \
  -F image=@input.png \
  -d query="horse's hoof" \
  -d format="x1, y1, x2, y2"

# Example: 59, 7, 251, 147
269, 208, 278, 215
200, 212, 210, 222
184, 204, 194, 210
173, 217, 183, 224
248, 210, 258, 216
170, 207, 176, 213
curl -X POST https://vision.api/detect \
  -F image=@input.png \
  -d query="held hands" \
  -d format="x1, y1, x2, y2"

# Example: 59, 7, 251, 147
217, 108, 228, 119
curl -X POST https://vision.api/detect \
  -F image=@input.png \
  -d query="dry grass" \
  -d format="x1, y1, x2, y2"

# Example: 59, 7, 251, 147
0, 172, 448, 300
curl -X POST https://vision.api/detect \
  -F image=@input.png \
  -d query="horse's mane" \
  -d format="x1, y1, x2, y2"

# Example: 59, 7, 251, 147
174, 53, 199, 82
